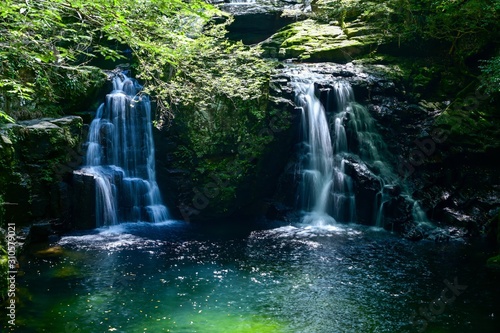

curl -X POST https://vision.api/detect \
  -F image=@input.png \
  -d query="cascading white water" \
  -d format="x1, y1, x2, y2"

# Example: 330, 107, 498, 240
334, 81, 399, 227
294, 80, 356, 225
81, 72, 168, 227
294, 76, 406, 227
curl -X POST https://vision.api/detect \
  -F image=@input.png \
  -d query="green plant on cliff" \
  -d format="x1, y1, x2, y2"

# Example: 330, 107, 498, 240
165, 25, 277, 211
313, 0, 499, 64
480, 55, 500, 96
395, 0, 499, 62
0, 0, 110, 119
0, 0, 215, 120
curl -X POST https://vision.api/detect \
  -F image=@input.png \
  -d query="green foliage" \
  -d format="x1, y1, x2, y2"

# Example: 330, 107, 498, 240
0, 0, 216, 121
313, 0, 500, 63
404, 0, 499, 60
480, 55, 500, 95
313, 0, 393, 27
0, 0, 109, 119
0, 110, 15, 124
166, 33, 277, 210
0, 195, 6, 301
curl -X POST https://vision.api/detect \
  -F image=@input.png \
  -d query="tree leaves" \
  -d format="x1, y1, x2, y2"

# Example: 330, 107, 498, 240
0, 0, 217, 121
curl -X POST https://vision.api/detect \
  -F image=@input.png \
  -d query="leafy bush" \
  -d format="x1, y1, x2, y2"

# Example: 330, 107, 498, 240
0, 0, 216, 120
480, 55, 500, 96
312, 0, 499, 63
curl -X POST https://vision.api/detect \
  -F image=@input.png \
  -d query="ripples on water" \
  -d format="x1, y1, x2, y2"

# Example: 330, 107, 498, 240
5, 220, 500, 332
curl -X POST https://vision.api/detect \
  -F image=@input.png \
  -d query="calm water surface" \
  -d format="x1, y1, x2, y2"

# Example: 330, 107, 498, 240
4, 220, 500, 332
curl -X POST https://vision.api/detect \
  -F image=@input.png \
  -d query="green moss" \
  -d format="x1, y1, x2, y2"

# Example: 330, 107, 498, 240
434, 102, 500, 152
262, 19, 382, 62
486, 255, 500, 270
169, 80, 293, 217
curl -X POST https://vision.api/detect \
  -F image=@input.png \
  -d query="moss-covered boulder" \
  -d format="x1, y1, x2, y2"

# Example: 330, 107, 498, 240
154, 72, 297, 222
0, 116, 84, 225
261, 19, 382, 62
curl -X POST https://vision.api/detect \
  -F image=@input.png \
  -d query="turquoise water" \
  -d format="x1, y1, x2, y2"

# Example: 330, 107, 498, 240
4, 220, 500, 332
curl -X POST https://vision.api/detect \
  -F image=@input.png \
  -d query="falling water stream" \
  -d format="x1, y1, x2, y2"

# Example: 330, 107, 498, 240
80, 72, 168, 226
294, 80, 354, 225
294, 75, 400, 227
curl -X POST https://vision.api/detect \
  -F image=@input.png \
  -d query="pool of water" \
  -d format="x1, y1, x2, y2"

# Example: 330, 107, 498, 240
4, 220, 500, 332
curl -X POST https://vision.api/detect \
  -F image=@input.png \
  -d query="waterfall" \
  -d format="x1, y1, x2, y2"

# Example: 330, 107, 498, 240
294, 76, 401, 227
294, 80, 355, 225
80, 72, 168, 227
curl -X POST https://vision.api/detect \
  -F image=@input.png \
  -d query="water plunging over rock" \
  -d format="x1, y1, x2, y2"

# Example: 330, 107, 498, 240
292, 69, 411, 227
294, 80, 354, 225
75, 72, 168, 227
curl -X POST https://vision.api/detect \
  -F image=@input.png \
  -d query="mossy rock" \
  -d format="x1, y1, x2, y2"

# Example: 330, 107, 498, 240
261, 19, 382, 62
34, 246, 65, 258
12, 117, 82, 162
0, 116, 84, 224
434, 103, 500, 153
486, 255, 500, 270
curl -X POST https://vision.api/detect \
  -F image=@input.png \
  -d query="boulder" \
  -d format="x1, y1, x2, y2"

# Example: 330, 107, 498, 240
70, 170, 97, 229
0, 116, 84, 226
261, 19, 383, 62
217, 1, 309, 44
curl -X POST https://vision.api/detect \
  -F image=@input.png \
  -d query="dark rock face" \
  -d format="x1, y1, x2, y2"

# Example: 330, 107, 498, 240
342, 157, 382, 225
70, 170, 97, 230
153, 70, 298, 222
409, 153, 500, 238
0, 116, 85, 227
215, 1, 309, 44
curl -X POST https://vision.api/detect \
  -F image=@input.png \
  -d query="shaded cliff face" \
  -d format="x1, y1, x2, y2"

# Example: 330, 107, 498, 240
0, 117, 85, 227
154, 71, 297, 222
211, 0, 310, 44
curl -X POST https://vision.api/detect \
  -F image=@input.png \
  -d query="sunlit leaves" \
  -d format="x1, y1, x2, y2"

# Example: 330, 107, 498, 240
0, 0, 217, 121
480, 55, 500, 95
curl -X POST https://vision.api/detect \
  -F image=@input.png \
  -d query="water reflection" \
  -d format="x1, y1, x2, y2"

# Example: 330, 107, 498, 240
6, 220, 500, 333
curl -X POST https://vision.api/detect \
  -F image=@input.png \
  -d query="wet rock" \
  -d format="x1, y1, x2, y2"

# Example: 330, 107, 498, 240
343, 157, 381, 225
380, 195, 414, 232
28, 222, 53, 243
71, 170, 97, 229
34, 245, 65, 258
218, 1, 307, 44
0, 116, 84, 226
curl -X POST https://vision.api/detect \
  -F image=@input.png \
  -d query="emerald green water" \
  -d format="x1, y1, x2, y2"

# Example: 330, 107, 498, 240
3, 220, 500, 332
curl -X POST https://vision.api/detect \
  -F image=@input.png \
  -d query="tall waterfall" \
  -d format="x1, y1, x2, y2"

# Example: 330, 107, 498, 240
81, 72, 168, 227
294, 77, 398, 226
295, 81, 355, 225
